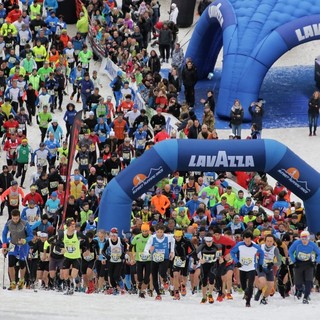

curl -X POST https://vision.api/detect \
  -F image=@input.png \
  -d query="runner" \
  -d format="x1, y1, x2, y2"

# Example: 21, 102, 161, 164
254, 234, 282, 304
288, 230, 320, 303
197, 232, 222, 304
230, 230, 264, 307
2, 208, 34, 290
171, 228, 196, 300
144, 223, 175, 300
102, 227, 127, 295
61, 217, 85, 295
130, 222, 151, 298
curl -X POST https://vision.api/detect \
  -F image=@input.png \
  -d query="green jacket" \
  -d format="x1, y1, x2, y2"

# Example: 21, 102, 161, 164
76, 7, 89, 33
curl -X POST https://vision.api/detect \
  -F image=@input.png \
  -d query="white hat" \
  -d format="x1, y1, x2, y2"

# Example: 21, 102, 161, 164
253, 206, 259, 211
110, 131, 115, 136
88, 111, 95, 116
300, 230, 310, 238
171, 3, 177, 8
40, 232, 48, 238
52, 118, 58, 122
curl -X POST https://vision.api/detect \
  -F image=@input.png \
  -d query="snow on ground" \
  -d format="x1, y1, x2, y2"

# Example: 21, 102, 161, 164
0, 288, 320, 320
1, 1, 320, 319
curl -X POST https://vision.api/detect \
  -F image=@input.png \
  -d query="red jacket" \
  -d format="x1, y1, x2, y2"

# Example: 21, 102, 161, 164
22, 192, 44, 206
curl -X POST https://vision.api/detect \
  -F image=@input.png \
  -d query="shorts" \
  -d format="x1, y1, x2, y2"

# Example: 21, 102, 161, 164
49, 257, 64, 272
220, 263, 234, 276
38, 261, 49, 271
62, 257, 81, 270
82, 259, 95, 274
7, 159, 16, 166
8, 255, 26, 268
170, 257, 189, 277
257, 268, 274, 281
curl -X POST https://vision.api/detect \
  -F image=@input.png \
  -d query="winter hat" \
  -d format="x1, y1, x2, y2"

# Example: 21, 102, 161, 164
141, 223, 150, 231
300, 230, 310, 239
110, 227, 118, 235
174, 229, 183, 237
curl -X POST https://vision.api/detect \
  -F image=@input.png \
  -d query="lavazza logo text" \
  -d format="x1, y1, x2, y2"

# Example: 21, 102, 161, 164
295, 23, 320, 41
188, 151, 255, 168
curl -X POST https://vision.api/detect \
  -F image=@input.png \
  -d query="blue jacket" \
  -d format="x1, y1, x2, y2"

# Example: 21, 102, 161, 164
64, 109, 77, 125
46, 124, 64, 141
44, 0, 58, 11
45, 15, 59, 33
71, 36, 84, 51
289, 239, 320, 263
69, 67, 84, 85
80, 79, 94, 96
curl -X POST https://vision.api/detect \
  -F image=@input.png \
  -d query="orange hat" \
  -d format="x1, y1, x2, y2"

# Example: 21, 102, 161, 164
192, 223, 198, 230
141, 223, 150, 231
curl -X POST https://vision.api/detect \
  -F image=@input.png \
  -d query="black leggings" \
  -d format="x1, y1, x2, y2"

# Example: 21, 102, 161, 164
136, 261, 151, 288
294, 262, 314, 298
201, 263, 216, 287
108, 261, 123, 288
39, 127, 47, 143
240, 270, 256, 302
16, 162, 28, 187
151, 260, 169, 295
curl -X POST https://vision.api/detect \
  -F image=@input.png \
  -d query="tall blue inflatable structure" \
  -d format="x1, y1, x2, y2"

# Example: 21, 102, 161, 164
185, 0, 320, 120
98, 139, 320, 234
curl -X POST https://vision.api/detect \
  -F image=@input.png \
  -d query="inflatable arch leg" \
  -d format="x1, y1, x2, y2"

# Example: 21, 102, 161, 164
186, 0, 320, 120
98, 139, 320, 234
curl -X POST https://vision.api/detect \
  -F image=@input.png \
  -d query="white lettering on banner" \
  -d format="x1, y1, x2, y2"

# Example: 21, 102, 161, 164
132, 166, 164, 195
188, 151, 254, 168
295, 24, 320, 41
208, 3, 224, 26
277, 168, 310, 194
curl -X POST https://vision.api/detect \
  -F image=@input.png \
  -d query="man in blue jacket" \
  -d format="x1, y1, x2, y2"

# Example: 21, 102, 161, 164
2, 209, 34, 290
289, 230, 320, 304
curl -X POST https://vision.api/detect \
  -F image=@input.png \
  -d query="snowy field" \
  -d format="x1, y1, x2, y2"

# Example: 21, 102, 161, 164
1, 288, 320, 320
1, 1, 320, 319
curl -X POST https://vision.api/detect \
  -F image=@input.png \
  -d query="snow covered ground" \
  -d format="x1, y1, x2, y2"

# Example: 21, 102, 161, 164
1, 1, 320, 318
1, 287, 320, 320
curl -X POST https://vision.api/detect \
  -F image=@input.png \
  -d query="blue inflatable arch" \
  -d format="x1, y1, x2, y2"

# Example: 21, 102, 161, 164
185, 0, 320, 120
98, 139, 320, 234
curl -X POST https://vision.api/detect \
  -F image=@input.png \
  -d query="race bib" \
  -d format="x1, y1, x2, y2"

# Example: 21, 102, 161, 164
173, 256, 186, 268
111, 168, 119, 176
80, 158, 88, 165
49, 148, 56, 155
203, 254, 216, 263
38, 158, 47, 166
240, 257, 253, 266
50, 181, 59, 189
297, 252, 311, 261
83, 252, 95, 261
123, 152, 130, 160
153, 252, 165, 263
110, 253, 121, 262
41, 187, 49, 196
9, 198, 18, 206
138, 252, 151, 261
66, 245, 76, 253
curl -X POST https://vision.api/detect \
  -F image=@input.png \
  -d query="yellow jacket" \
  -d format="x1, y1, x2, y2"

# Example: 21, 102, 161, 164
0, 23, 18, 36
76, 6, 89, 33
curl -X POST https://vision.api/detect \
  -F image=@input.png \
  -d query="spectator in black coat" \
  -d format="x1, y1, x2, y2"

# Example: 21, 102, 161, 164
182, 60, 198, 109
